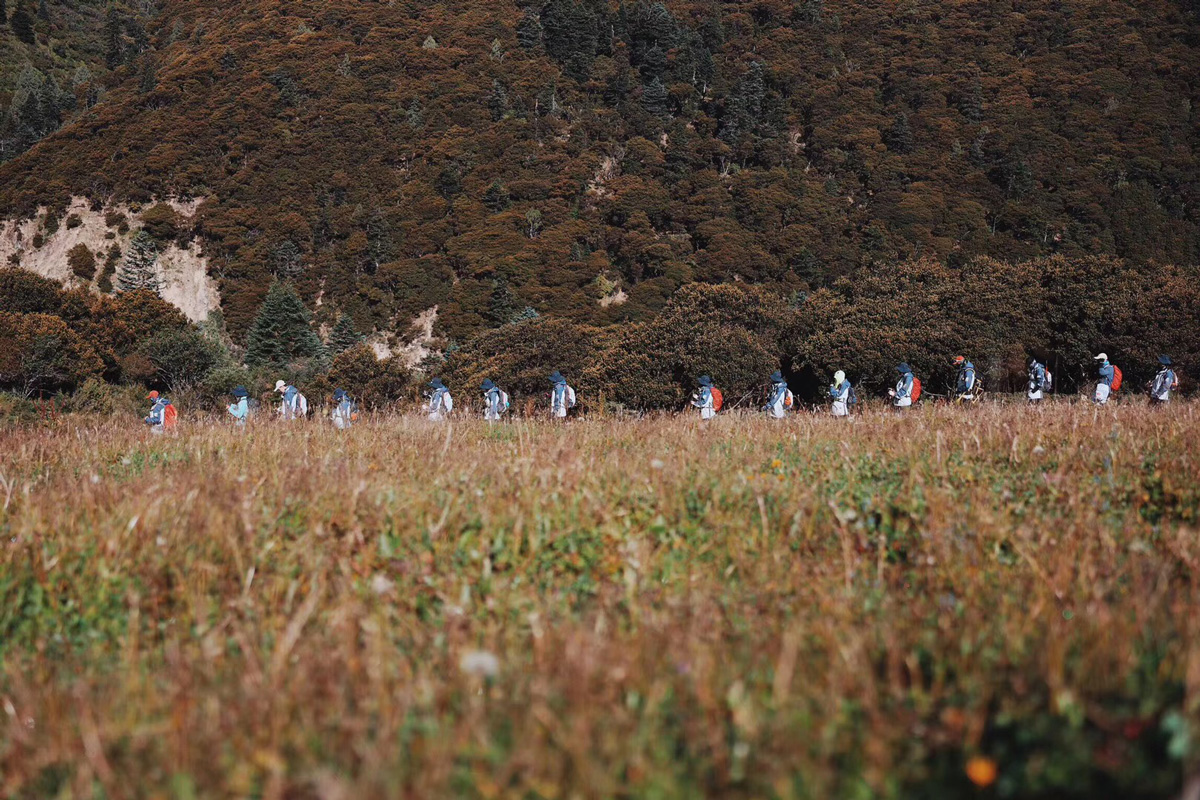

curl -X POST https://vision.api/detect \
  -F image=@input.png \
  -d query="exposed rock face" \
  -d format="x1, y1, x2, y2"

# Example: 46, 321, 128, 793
0, 197, 219, 323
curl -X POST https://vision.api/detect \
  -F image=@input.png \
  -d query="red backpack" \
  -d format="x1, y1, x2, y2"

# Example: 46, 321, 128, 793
911, 377, 922, 403
162, 404, 178, 428
710, 388, 724, 412
1111, 366, 1123, 392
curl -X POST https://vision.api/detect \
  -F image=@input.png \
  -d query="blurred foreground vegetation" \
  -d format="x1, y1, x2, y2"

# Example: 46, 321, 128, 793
0, 404, 1197, 797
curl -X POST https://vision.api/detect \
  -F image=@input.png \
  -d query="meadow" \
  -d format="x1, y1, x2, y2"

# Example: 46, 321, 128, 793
0, 401, 1197, 798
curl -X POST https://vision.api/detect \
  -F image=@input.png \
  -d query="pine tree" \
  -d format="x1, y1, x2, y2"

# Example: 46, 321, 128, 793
328, 313, 363, 354
104, 6, 124, 69
245, 282, 326, 368
516, 9, 542, 50
885, 112, 914, 153
11, 0, 35, 44
116, 231, 161, 293
1, 0, 8, 26
36, 0, 47, 22
641, 77, 669, 118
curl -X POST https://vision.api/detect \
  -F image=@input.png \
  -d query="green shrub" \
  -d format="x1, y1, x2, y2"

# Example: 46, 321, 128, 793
67, 244, 96, 280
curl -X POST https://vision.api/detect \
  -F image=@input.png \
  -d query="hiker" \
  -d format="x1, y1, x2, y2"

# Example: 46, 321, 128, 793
764, 371, 792, 418
275, 380, 308, 420
889, 363, 917, 408
227, 385, 251, 425
549, 371, 576, 419
954, 356, 977, 400
1093, 353, 1118, 405
692, 375, 718, 420
331, 389, 357, 429
482, 379, 509, 421
1027, 359, 1049, 403
830, 370, 855, 417
427, 378, 453, 420
143, 390, 175, 434
1151, 356, 1179, 404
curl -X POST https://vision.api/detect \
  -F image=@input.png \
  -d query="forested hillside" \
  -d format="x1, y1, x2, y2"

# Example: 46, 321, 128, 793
2, 0, 1198, 353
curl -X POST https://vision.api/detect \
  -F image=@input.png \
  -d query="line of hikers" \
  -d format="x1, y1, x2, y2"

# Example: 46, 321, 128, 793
141, 355, 1182, 432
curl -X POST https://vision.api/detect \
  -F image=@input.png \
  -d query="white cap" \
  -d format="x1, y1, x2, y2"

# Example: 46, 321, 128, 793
274, 380, 287, 391
834, 370, 846, 384
1093, 353, 1107, 361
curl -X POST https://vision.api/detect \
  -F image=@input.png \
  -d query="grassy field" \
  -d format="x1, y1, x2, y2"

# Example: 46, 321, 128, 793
0, 402, 1197, 798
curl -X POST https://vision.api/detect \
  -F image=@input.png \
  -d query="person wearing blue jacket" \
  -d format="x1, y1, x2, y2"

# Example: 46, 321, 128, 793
954, 356, 977, 400
1027, 360, 1048, 403
764, 371, 790, 418
1151, 356, 1179, 404
890, 363, 915, 408
427, 378, 453, 420
549, 371, 576, 419
1093, 353, 1115, 404
693, 375, 716, 420
331, 389, 357, 429
144, 390, 171, 434
482, 379, 507, 421
228, 386, 250, 425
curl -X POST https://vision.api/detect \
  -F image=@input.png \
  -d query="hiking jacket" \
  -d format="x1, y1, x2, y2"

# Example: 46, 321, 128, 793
228, 397, 249, 423
1098, 363, 1115, 387
484, 388, 504, 420
429, 388, 452, 416
767, 382, 788, 414
1028, 363, 1046, 391
831, 381, 852, 402
956, 363, 976, 393
280, 386, 304, 419
551, 383, 575, 417
145, 398, 168, 426
895, 373, 914, 400
1153, 368, 1178, 400
332, 399, 356, 427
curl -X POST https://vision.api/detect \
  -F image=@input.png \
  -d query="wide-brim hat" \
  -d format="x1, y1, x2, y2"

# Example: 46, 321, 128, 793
429, 377, 445, 389
697, 375, 713, 387
481, 379, 496, 391
549, 371, 565, 384
896, 363, 912, 374
769, 370, 784, 383
333, 389, 348, 400
232, 386, 249, 398
1159, 355, 1173, 366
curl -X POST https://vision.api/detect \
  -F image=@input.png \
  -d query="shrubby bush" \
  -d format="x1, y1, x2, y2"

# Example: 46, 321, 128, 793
0, 312, 104, 396
317, 344, 412, 410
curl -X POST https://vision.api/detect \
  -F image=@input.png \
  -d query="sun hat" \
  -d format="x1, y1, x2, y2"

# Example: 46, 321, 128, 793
549, 371, 566, 384
274, 379, 287, 392
232, 385, 249, 398
834, 370, 846, 385
481, 378, 496, 391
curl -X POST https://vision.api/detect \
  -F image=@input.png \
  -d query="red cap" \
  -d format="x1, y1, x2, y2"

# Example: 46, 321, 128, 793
954, 356, 965, 364
147, 390, 159, 399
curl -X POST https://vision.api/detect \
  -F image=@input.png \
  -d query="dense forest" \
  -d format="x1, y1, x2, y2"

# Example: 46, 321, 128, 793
1, 0, 1199, 401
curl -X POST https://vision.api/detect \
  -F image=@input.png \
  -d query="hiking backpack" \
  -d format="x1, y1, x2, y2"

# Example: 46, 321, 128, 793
295, 392, 309, 417
1043, 369, 1052, 392
784, 389, 794, 408
566, 386, 577, 408
1110, 366, 1123, 392
710, 388, 724, 412
499, 390, 511, 413
162, 403, 177, 428
910, 378, 922, 403
848, 384, 858, 405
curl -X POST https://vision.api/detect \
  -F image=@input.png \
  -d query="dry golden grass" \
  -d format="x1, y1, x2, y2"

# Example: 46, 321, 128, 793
0, 402, 1197, 798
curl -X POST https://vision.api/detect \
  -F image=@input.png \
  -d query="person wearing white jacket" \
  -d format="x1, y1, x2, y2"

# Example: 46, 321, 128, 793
481, 379, 508, 421
549, 371, 576, 419
830, 370, 853, 417
427, 377, 453, 420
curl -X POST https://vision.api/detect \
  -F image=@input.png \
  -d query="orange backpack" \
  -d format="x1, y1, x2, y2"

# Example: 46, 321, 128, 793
711, 388, 724, 412
162, 404, 178, 428
911, 378, 922, 403
1111, 366, 1123, 392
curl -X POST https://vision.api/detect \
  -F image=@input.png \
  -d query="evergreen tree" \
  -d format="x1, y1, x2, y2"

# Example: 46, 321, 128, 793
641, 77, 669, 118
104, 6, 124, 69
885, 112, 914, 153
36, 0, 47, 22
329, 313, 363, 354
116, 231, 161, 294
1, 0, 8, 25
516, 9, 542, 50
138, 55, 157, 94
11, 0, 35, 44
245, 282, 326, 368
